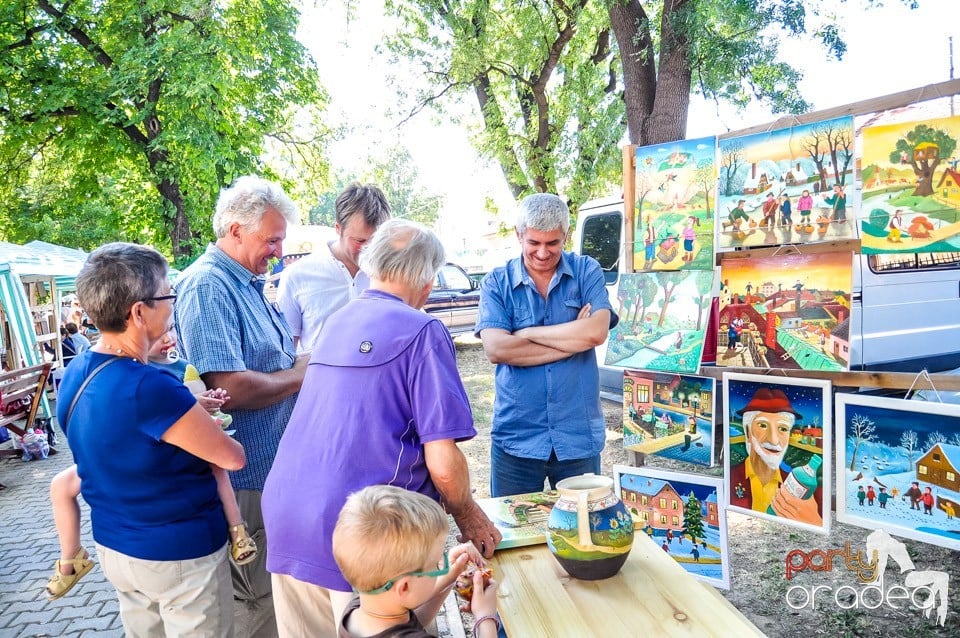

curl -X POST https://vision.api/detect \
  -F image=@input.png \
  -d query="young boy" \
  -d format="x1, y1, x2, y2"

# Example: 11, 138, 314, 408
45, 329, 256, 600
333, 485, 499, 638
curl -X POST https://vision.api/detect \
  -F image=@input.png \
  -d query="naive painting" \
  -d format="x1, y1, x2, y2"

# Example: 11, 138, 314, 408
476, 490, 559, 550
860, 114, 960, 254
622, 370, 716, 467
716, 116, 857, 251
836, 393, 960, 551
717, 251, 853, 371
605, 271, 716, 374
723, 373, 832, 533
633, 137, 716, 271
614, 465, 730, 589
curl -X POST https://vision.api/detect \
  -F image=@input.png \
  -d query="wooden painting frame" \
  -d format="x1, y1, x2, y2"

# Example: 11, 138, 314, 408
614, 464, 730, 589
723, 372, 832, 534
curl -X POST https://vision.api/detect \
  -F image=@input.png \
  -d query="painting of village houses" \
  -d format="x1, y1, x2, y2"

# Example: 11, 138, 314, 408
716, 116, 857, 251
614, 466, 730, 588
723, 373, 832, 533
836, 393, 960, 551
859, 114, 960, 254
605, 271, 716, 374
622, 370, 716, 467
718, 251, 853, 371
633, 136, 716, 271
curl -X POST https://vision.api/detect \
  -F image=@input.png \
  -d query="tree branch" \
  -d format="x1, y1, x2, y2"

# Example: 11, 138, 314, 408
38, 0, 115, 70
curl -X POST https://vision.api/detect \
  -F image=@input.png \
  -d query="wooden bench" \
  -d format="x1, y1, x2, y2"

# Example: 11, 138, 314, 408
0, 363, 54, 464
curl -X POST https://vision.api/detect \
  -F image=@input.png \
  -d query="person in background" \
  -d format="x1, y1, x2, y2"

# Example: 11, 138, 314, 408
65, 322, 91, 354
263, 219, 499, 636
332, 485, 499, 638
176, 175, 310, 637
476, 193, 618, 497
55, 242, 244, 635
276, 183, 391, 352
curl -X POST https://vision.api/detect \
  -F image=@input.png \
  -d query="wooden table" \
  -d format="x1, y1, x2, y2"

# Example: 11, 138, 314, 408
490, 533, 765, 637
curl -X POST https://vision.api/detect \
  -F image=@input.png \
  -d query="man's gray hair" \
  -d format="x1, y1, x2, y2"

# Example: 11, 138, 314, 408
360, 219, 445, 289
516, 193, 570, 235
76, 243, 169, 333
212, 175, 300, 238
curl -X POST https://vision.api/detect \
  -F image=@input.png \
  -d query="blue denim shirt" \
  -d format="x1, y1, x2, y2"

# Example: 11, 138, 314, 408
474, 251, 616, 461
175, 244, 298, 491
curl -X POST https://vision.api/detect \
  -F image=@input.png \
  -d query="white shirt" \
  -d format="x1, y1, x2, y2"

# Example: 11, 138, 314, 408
276, 242, 369, 353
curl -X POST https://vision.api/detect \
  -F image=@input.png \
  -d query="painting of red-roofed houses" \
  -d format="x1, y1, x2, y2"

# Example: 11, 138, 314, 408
836, 393, 960, 551
860, 114, 960, 254
718, 252, 853, 371
614, 466, 729, 588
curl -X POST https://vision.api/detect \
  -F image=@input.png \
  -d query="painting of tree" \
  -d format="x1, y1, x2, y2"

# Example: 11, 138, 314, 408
888, 124, 958, 197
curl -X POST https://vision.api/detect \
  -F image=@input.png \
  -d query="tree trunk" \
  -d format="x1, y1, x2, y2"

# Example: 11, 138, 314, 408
850, 440, 860, 471
912, 158, 939, 197
657, 282, 676, 327
608, 0, 656, 145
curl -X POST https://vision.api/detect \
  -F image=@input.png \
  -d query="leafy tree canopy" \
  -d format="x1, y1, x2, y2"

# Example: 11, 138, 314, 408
384, 0, 625, 209
308, 145, 443, 229
0, 0, 327, 264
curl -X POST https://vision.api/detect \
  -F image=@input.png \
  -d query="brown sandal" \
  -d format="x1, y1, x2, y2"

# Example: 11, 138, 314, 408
46, 548, 94, 600
230, 523, 258, 566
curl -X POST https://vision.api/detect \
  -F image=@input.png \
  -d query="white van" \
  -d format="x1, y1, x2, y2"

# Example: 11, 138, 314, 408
572, 197, 960, 391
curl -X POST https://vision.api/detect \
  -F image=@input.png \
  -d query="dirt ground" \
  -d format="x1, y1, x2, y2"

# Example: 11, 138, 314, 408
452, 337, 960, 637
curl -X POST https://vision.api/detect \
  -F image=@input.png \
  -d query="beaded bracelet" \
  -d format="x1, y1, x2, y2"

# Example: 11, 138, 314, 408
472, 614, 500, 637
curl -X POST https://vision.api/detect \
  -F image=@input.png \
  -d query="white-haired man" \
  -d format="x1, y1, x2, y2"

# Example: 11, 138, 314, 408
729, 387, 822, 525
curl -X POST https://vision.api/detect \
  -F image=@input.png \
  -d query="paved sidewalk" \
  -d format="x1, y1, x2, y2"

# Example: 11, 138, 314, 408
0, 423, 123, 638
0, 420, 466, 638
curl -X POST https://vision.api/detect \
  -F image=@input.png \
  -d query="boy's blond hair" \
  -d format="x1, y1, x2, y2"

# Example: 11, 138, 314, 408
333, 485, 448, 593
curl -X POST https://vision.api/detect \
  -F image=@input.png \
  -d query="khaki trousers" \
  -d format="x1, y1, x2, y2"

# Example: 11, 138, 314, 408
272, 573, 354, 638
97, 543, 234, 638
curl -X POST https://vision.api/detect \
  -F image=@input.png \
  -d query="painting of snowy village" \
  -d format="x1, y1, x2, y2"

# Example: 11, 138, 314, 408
723, 373, 832, 533
614, 465, 730, 588
717, 251, 853, 371
622, 370, 716, 467
605, 271, 716, 374
836, 393, 960, 551
633, 136, 716, 271
716, 116, 857, 251
860, 114, 960, 254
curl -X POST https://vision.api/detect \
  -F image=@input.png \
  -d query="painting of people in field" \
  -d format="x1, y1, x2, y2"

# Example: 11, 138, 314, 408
716, 116, 857, 251
717, 252, 853, 371
622, 370, 715, 467
605, 271, 716, 374
633, 137, 716, 271
836, 393, 960, 551
860, 114, 960, 254
615, 466, 730, 588
723, 373, 832, 534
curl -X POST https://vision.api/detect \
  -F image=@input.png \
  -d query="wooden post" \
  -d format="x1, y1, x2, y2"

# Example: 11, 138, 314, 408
622, 145, 636, 274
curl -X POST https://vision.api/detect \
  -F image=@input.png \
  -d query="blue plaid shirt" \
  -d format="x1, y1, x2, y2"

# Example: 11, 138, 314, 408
175, 244, 298, 491
474, 251, 616, 462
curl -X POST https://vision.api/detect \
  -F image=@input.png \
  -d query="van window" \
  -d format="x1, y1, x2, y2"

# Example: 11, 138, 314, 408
580, 212, 621, 285
867, 252, 960, 273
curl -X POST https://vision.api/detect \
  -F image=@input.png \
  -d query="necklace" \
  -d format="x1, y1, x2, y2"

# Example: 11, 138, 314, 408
97, 342, 144, 364
360, 608, 410, 621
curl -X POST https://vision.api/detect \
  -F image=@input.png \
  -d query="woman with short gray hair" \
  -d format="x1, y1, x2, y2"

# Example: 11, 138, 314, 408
53, 242, 245, 635
263, 220, 500, 636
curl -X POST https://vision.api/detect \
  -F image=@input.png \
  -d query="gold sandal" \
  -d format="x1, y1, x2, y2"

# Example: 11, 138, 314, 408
230, 523, 258, 566
46, 548, 94, 600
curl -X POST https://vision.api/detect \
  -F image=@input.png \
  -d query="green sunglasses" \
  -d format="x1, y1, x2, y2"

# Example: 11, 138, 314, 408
362, 552, 450, 595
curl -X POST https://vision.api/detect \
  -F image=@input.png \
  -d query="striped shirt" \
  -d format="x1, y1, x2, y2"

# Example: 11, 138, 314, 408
175, 243, 298, 491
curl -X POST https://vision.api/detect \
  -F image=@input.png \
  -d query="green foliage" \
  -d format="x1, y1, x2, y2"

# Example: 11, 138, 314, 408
384, 0, 624, 208
308, 146, 443, 229
0, 0, 326, 260
888, 124, 958, 165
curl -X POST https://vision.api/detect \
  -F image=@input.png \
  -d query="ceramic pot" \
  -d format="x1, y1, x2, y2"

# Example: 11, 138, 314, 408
546, 473, 634, 580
